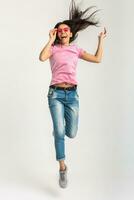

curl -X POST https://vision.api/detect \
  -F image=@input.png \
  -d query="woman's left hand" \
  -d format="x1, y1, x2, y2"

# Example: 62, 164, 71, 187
98, 27, 107, 39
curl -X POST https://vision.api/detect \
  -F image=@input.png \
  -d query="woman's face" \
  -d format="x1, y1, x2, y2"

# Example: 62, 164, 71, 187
57, 24, 72, 45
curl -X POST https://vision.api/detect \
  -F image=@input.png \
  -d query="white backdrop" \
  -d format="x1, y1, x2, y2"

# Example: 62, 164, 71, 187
0, 0, 134, 199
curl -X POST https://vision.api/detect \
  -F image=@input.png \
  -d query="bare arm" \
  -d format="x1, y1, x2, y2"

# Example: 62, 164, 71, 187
80, 28, 107, 63
39, 28, 57, 62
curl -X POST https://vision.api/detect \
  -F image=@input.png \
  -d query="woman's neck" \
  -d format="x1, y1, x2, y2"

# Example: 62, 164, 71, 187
59, 42, 71, 46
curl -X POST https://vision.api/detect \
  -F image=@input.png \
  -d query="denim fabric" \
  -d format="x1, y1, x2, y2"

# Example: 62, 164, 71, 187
47, 87, 79, 161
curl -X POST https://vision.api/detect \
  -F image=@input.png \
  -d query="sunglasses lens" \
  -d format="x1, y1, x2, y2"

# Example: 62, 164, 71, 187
64, 28, 69, 32
57, 27, 70, 33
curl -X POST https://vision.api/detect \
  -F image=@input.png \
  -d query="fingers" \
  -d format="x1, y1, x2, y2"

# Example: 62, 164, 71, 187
50, 28, 57, 35
98, 27, 107, 39
100, 27, 107, 38
54, 28, 57, 35
104, 27, 107, 34
49, 28, 57, 39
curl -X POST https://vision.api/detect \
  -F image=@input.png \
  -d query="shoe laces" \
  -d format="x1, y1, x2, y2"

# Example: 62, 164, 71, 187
60, 171, 66, 181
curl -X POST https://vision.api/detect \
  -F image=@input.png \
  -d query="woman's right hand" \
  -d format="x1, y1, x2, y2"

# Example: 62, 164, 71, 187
98, 27, 107, 40
49, 28, 57, 43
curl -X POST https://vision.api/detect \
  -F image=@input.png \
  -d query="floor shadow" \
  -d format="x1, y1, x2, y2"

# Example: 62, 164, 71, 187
8, 169, 62, 198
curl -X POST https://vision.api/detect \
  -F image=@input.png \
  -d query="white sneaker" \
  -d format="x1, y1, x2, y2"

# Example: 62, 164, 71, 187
59, 165, 68, 188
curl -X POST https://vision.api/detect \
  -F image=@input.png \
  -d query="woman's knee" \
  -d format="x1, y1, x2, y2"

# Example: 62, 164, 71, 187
66, 131, 77, 138
54, 130, 65, 140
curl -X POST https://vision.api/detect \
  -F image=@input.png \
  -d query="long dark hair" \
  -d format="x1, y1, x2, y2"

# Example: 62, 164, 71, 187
54, 0, 100, 45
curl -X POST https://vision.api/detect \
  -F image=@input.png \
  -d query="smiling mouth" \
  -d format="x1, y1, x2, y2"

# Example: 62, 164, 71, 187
61, 36, 67, 39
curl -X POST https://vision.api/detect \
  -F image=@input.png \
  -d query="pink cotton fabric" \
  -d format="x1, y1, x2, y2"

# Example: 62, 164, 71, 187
49, 44, 84, 85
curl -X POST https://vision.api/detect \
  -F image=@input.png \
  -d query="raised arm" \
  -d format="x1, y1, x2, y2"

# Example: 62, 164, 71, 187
39, 28, 57, 62
80, 27, 107, 63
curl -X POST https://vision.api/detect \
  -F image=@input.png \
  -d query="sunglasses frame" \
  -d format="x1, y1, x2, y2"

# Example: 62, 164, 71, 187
57, 27, 71, 33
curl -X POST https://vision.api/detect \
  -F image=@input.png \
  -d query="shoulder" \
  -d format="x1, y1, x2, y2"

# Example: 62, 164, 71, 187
51, 44, 59, 50
70, 44, 85, 58
50, 44, 60, 54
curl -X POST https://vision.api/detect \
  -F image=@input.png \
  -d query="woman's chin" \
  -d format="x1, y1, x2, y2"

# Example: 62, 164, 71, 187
60, 40, 69, 45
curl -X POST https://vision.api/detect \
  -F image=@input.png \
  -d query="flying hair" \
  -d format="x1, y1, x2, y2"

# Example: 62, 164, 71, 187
54, 0, 100, 45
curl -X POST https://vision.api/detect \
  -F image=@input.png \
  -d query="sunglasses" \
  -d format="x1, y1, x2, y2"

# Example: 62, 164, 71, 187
57, 27, 70, 33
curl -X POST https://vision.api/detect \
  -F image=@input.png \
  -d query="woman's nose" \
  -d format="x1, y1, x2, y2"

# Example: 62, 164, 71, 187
61, 29, 65, 33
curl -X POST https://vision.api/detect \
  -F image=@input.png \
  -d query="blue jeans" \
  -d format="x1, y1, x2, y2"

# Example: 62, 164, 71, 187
47, 86, 79, 161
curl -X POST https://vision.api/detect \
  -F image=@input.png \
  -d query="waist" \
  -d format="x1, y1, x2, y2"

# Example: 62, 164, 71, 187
50, 84, 77, 91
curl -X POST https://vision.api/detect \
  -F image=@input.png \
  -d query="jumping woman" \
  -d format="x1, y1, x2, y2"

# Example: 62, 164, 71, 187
39, 0, 106, 188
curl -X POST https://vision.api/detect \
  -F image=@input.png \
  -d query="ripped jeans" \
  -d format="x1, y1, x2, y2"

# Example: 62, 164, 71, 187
47, 86, 79, 161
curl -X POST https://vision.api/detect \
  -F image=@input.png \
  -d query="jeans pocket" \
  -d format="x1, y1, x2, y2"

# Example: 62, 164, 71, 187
76, 89, 79, 97
47, 88, 54, 97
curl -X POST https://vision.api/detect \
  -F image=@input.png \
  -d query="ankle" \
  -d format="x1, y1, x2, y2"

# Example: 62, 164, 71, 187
60, 164, 66, 171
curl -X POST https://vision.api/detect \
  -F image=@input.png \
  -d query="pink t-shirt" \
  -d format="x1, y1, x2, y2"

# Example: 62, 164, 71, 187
49, 44, 84, 85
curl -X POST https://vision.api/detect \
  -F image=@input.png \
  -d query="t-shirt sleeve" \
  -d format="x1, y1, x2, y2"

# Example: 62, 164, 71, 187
77, 46, 85, 58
